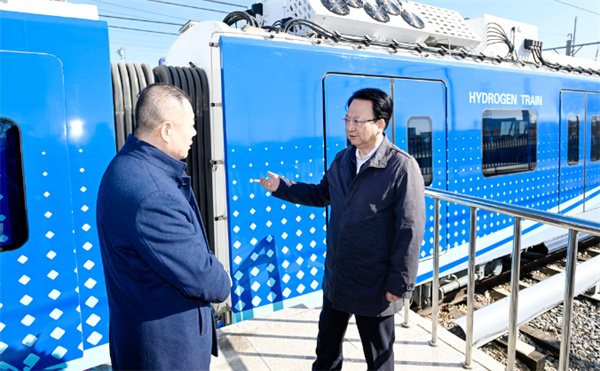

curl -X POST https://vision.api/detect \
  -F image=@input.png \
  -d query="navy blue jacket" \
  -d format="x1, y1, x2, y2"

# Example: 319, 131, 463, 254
274, 136, 425, 317
97, 135, 230, 370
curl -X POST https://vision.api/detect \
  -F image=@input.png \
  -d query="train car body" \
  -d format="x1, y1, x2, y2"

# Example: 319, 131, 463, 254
0, 2, 114, 369
165, 18, 600, 322
1, 0, 600, 368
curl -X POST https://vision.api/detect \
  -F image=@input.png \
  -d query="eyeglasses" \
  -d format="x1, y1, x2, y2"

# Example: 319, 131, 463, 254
341, 117, 378, 127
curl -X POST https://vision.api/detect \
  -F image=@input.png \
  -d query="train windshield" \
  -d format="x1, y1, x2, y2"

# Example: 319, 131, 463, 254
482, 109, 537, 177
0, 118, 28, 251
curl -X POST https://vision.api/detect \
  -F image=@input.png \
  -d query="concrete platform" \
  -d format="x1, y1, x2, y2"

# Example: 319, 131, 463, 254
211, 305, 505, 370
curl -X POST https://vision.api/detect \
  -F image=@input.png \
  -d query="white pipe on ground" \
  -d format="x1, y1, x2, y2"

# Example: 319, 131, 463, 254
453, 254, 600, 347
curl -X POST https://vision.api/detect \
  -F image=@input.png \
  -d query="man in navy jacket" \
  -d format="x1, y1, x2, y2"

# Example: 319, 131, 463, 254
97, 84, 231, 370
255, 88, 425, 370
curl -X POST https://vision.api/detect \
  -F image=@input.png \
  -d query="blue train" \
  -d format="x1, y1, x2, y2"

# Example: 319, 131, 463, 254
1, 0, 599, 368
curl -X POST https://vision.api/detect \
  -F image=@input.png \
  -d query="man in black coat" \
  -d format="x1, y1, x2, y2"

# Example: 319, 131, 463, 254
97, 84, 231, 370
255, 88, 425, 370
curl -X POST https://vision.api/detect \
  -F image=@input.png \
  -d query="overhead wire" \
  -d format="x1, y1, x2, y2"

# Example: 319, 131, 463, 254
108, 25, 179, 36
100, 14, 185, 27
147, 0, 239, 13
93, 0, 189, 21
149, 0, 245, 8
552, 0, 600, 16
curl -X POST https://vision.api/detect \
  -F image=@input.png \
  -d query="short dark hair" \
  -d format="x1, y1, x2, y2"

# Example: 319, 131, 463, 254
134, 83, 192, 135
346, 88, 393, 130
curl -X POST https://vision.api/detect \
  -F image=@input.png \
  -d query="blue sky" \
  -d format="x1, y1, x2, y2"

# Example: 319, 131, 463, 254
74, 0, 599, 65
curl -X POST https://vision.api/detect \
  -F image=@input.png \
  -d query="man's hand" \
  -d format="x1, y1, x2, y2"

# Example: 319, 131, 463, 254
386, 291, 401, 303
252, 171, 281, 192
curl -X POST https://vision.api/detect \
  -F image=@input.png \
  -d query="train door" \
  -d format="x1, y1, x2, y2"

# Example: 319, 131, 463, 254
559, 91, 586, 215
393, 79, 447, 260
0, 52, 83, 368
585, 93, 600, 211
323, 75, 448, 263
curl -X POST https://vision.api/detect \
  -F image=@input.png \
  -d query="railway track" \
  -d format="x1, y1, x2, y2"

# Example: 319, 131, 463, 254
418, 238, 600, 371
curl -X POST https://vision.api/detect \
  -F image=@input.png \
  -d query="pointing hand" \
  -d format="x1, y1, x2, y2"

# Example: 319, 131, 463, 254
252, 171, 281, 192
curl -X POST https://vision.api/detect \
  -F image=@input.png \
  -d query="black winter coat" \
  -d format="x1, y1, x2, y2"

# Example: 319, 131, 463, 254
274, 136, 425, 316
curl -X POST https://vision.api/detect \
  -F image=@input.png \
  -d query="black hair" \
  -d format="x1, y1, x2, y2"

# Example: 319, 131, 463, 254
346, 88, 393, 130
135, 83, 192, 135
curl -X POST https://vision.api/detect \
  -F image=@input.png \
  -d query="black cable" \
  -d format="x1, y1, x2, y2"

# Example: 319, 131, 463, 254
223, 11, 259, 27
218, 10, 600, 77
485, 22, 514, 59
282, 19, 336, 39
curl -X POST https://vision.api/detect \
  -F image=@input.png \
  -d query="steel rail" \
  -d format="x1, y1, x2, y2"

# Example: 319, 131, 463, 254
424, 188, 600, 371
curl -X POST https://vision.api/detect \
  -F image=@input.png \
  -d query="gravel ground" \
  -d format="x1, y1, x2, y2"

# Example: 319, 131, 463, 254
430, 292, 600, 370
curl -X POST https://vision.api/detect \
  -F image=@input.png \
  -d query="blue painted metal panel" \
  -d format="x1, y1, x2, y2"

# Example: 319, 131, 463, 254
219, 33, 600, 317
440, 68, 564, 277
0, 51, 82, 369
0, 10, 114, 368
220, 38, 328, 321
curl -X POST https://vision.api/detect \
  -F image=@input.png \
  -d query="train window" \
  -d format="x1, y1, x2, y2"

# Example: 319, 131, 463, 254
567, 116, 579, 165
591, 116, 600, 162
407, 116, 433, 186
482, 109, 537, 177
0, 118, 28, 252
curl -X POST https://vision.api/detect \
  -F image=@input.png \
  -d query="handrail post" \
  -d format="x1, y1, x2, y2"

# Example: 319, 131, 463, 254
507, 217, 522, 371
402, 298, 410, 327
430, 198, 441, 347
462, 206, 477, 369
558, 229, 579, 371
402, 299, 410, 328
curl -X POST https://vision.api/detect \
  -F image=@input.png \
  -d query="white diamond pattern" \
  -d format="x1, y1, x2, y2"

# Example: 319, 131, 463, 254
49, 309, 64, 319
20, 295, 33, 306
85, 297, 99, 308
47, 270, 59, 280
21, 315, 35, 326
50, 327, 65, 340
48, 290, 61, 300
86, 314, 101, 327
19, 275, 30, 285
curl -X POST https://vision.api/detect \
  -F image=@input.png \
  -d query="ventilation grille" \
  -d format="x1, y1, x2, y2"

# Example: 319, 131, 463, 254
411, 2, 479, 43
258, 0, 481, 49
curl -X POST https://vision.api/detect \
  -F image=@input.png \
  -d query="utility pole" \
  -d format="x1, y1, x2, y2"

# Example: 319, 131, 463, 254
572, 16, 577, 51
566, 17, 578, 57
117, 46, 125, 62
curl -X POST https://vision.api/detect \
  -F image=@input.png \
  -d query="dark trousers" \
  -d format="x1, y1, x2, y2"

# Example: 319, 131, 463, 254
312, 297, 395, 370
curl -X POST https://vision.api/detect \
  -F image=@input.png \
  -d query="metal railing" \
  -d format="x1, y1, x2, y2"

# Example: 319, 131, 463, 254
422, 188, 600, 371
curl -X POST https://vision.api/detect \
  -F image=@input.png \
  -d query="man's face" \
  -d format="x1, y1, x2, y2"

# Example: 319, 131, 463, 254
345, 99, 384, 153
167, 100, 196, 160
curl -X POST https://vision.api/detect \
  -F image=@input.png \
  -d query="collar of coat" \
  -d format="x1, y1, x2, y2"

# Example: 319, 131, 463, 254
120, 134, 188, 179
347, 134, 393, 171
